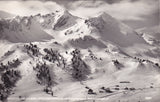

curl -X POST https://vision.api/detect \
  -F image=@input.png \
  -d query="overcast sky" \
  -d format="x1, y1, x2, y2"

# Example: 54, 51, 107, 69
0, 0, 159, 29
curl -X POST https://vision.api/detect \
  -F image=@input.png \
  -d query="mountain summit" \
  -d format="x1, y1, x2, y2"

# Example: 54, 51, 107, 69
86, 12, 146, 47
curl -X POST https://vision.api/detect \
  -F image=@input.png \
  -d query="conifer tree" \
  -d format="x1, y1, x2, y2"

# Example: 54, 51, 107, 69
71, 49, 91, 81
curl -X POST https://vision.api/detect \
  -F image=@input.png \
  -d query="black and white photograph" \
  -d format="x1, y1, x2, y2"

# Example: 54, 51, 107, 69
0, 0, 159, 102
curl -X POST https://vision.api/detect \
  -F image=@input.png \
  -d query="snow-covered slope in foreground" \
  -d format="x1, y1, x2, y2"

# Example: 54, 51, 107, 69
0, 42, 159, 102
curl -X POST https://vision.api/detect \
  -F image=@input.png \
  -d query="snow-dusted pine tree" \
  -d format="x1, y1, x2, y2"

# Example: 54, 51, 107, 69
71, 49, 91, 81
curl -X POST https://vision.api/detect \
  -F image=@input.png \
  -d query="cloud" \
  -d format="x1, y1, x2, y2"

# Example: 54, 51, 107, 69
0, 0, 157, 20
69, 0, 158, 21
103, 0, 123, 4
0, 1, 63, 16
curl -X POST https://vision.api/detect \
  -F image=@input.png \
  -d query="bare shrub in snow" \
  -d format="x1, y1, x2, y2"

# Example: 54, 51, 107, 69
43, 48, 66, 68
1, 69, 21, 88
34, 63, 55, 87
24, 43, 39, 56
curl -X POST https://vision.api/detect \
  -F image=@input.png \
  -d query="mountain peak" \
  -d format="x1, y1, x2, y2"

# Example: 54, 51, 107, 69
86, 12, 146, 47
53, 10, 78, 30
98, 12, 113, 18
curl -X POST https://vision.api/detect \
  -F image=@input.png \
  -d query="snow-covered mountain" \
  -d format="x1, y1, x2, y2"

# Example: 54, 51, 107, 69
0, 10, 147, 47
0, 9, 160, 102
0, 10, 81, 43
86, 12, 147, 47
0, 16, 53, 43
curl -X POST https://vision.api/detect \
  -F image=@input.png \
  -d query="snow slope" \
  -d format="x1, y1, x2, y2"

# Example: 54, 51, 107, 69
0, 42, 158, 102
